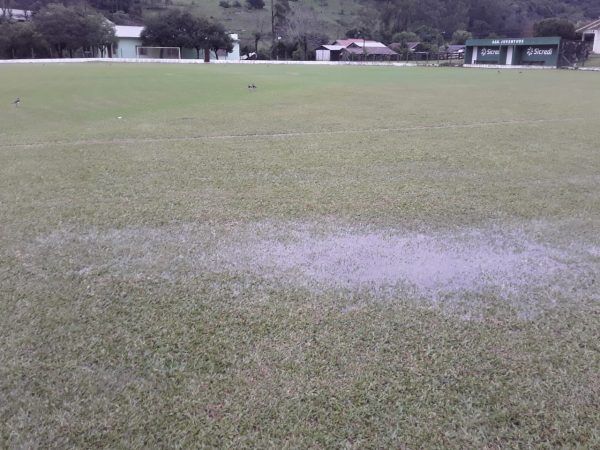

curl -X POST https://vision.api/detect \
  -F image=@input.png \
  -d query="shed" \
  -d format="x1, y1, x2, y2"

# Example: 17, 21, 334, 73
113, 25, 144, 58
577, 19, 600, 54
316, 45, 345, 61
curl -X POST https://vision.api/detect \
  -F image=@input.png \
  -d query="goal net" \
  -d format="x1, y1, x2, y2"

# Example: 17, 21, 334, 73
136, 47, 181, 59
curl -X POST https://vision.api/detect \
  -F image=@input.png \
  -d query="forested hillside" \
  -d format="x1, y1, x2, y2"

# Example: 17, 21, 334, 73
6, 0, 600, 53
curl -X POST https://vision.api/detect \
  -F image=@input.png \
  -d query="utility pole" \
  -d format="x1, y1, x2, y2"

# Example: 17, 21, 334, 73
363, 33, 367, 62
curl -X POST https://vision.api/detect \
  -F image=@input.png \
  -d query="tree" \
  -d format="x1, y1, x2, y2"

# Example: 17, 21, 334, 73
451, 29, 472, 45
87, 0, 136, 14
141, 10, 188, 49
34, 3, 80, 57
181, 13, 212, 59
282, 4, 327, 60
251, 14, 267, 55
0, 21, 47, 58
141, 11, 232, 60
0, 21, 17, 57
206, 20, 233, 59
534, 18, 576, 40
346, 27, 372, 40
82, 10, 116, 57
34, 3, 115, 57
391, 31, 418, 45
252, 30, 262, 54
246, 0, 264, 10
273, 0, 290, 33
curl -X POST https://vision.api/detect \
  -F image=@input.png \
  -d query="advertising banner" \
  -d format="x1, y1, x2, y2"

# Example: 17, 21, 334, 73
477, 47, 501, 62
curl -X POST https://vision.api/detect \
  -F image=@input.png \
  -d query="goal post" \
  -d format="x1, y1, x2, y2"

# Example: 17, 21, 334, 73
135, 47, 181, 59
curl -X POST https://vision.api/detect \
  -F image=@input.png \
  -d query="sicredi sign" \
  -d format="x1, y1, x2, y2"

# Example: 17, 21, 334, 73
526, 47, 553, 56
477, 47, 501, 61
481, 48, 500, 56
520, 45, 556, 63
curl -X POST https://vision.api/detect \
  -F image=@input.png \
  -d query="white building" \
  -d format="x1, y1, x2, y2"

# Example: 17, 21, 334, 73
577, 19, 600, 54
315, 45, 345, 61
113, 26, 144, 58
112, 25, 240, 60
0, 8, 31, 22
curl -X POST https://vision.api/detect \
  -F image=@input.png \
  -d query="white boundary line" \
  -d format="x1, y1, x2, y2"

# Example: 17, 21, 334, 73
0, 117, 585, 149
0, 57, 419, 67
463, 64, 555, 70
1, 58, 597, 70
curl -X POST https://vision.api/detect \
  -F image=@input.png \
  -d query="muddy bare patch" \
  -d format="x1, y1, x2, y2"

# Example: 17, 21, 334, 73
19, 220, 599, 314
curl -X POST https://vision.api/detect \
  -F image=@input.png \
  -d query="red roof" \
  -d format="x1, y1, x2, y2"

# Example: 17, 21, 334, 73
334, 39, 365, 47
334, 39, 388, 48
343, 46, 397, 56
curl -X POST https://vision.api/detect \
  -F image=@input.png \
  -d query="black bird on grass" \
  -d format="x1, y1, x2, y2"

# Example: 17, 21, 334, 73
247, 83, 256, 91
13, 97, 20, 107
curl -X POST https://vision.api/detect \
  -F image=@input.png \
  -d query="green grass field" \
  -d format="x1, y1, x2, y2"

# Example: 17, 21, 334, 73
1, 63, 599, 448
584, 54, 600, 67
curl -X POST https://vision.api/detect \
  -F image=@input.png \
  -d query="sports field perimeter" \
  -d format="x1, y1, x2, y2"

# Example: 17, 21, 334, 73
1, 64, 599, 447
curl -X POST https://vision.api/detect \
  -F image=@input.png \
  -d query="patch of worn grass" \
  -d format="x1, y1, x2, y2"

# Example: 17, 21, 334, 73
0, 64, 599, 447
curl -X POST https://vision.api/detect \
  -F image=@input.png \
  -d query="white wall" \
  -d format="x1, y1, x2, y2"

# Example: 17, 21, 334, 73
116, 38, 142, 58
316, 50, 330, 61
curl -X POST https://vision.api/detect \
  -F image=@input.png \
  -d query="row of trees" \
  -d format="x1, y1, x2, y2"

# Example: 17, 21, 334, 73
0, 3, 115, 58
0, 4, 234, 60
342, 0, 590, 48
141, 10, 233, 59
0, 0, 590, 61
241, 0, 597, 52
247, 1, 329, 60
239, 0, 590, 61
363, 0, 597, 42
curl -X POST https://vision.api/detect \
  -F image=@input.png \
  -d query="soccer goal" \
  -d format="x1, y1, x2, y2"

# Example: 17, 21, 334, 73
136, 47, 181, 59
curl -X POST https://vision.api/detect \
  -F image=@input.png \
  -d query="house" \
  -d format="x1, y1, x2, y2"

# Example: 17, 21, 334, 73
316, 39, 397, 61
113, 25, 144, 58
112, 25, 240, 60
0, 8, 31, 22
315, 45, 345, 61
577, 19, 600, 54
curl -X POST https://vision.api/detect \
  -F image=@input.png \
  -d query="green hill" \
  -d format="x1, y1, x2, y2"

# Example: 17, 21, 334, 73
148, 0, 600, 54
11, 0, 600, 53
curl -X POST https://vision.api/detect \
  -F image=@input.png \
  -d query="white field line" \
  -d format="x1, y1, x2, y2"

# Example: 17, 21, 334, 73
0, 117, 586, 149
0, 57, 418, 67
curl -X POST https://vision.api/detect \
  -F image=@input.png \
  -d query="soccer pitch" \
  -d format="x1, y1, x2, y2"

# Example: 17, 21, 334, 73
1, 64, 599, 447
